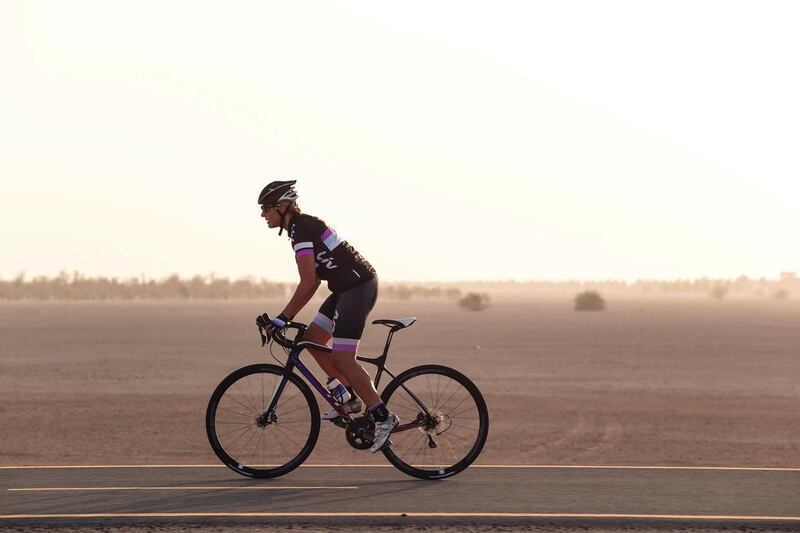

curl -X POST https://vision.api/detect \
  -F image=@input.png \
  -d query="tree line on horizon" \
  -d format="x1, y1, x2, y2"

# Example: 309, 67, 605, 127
0, 272, 795, 301
0, 272, 464, 301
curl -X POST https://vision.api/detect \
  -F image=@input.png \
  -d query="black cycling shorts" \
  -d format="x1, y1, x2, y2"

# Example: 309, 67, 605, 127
312, 278, 378, 352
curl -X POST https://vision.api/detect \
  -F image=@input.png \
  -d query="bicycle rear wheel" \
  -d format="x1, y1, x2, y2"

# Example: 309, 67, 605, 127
206, 363, 319, 478
380, 364, 489, 480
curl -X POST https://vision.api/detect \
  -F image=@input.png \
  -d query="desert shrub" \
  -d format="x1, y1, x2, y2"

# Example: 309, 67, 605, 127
574, 290, 605, 311
772, 289, 790, 301
458, 292, 490, 311
709, 285, 729, 300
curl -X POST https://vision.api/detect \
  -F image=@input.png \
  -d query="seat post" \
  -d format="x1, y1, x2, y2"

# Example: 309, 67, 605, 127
381, 328, 398, 357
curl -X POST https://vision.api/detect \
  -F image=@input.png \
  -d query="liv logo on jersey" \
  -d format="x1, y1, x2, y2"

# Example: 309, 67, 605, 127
317, 251, 338, 270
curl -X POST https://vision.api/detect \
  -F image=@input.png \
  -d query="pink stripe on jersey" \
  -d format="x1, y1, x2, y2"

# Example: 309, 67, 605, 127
295, 249, 314, 257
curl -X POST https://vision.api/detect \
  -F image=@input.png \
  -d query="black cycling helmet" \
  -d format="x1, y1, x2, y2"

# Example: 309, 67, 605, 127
258, 180, 298, 207
259, 180, 298, 236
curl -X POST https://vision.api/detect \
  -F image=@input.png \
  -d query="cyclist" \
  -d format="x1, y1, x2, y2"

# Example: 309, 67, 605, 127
257, 179, 398, 453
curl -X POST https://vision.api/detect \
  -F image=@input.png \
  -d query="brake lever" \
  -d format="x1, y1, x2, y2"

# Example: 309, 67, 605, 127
258, 325, 270, 347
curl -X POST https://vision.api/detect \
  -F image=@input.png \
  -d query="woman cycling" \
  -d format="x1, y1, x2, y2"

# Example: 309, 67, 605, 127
257, 180, 398, 453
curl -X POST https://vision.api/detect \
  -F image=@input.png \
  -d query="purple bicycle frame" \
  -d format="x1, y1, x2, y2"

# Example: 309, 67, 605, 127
264, 346, 346, 417
262, 338, 427, 435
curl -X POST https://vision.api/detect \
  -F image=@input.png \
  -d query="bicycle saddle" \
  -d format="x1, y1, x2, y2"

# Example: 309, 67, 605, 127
372, 317, 417, 329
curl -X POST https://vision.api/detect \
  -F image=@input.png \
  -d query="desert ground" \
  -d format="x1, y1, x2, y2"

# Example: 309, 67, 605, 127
1, 293, 798, 469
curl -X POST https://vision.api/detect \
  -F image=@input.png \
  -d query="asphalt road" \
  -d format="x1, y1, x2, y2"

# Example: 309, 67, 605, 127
1, 464, 798, 529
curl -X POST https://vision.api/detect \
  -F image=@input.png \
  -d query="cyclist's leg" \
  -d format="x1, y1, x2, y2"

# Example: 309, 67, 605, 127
329, 278, 381, 408
306, 293, 348, 385
330, 278, 397, 451
304, 323, 342, 381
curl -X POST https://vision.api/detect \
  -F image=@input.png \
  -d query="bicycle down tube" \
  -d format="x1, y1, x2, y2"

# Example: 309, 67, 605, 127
264, 347, 344, 417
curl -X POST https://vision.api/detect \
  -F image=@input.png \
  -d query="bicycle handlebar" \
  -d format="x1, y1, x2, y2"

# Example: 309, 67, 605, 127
256, 313, 307, 350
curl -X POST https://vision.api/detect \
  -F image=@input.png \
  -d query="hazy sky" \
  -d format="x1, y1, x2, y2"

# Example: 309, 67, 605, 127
2, 1, 798, 282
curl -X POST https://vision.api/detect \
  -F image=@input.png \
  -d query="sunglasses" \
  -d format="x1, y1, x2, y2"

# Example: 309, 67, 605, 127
261, 204, 277, 213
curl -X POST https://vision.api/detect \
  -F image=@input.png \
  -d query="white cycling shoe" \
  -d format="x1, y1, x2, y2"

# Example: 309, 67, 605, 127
322, 398, 363, 420
369, 412, 399, 453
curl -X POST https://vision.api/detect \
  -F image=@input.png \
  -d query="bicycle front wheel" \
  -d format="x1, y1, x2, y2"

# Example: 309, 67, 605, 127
380, 364, 489, 480
206, 363, 320, 478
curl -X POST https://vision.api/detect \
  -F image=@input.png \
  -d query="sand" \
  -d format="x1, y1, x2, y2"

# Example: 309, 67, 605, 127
1, 296, 798, 468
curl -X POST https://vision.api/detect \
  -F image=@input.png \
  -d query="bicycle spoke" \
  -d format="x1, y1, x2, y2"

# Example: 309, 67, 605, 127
275, 402, 309, 418
225, 388, 258, 415
449, 407, 479, 419
233, 424, 261, 459
394, 429, 424, 450
247, 426, 269, 464
273, 420, 310, 434
436, 380, 462, 413
442, 393, 471, 417
408, 433, 428, 465
433, 376, 454, 412
250, 428, 265, 465
271, 421, 304, 450
438, 428, 475, 446
392, 427, 421, 448
220, 423, 256, 449
440, 432, 462, 463
217, 405, 253, 419
215, 423, 253, 439
391, 402, 424, 415
260, 373, 266, 413
428, 373, 437, 408
246, 375, 258, 413
234, 380, 259, 413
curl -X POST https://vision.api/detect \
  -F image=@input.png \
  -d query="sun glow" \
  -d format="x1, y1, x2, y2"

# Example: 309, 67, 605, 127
1, 1, 798, 282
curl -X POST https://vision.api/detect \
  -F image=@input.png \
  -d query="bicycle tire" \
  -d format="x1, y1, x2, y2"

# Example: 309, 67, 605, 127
380, 364, 489, 480
206, 363, 320, 478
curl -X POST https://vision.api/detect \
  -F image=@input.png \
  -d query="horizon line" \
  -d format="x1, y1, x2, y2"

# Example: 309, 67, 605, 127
1, 271, 796, 285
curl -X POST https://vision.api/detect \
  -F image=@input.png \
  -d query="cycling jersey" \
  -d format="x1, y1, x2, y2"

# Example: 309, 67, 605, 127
288, 214, 376, 292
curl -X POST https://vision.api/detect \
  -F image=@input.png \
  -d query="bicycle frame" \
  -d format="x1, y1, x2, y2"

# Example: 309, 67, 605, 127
262, 328, 435, 434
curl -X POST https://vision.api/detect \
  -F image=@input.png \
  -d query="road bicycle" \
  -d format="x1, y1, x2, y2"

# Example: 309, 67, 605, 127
206, 314, 489, 480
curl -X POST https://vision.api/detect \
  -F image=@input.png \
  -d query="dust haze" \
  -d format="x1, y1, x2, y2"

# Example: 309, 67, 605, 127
1, 278, 798, 467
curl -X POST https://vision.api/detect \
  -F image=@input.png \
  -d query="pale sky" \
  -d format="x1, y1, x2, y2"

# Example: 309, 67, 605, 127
1, 1, 798, 283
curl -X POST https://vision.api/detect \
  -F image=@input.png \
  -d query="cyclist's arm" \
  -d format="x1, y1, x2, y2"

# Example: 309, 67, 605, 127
281, 253, 320, 319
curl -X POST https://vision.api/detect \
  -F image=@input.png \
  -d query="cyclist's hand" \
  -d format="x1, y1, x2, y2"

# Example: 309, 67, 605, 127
256, 313, 287, 332
269, 314, 288, 329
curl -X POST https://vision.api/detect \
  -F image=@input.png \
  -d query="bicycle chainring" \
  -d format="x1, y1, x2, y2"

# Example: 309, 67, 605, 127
344, 416, 374, 450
